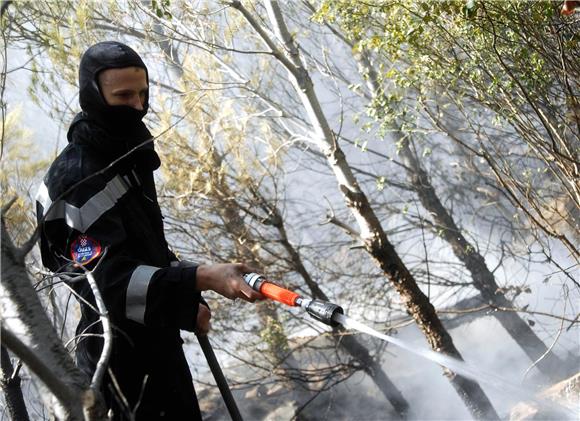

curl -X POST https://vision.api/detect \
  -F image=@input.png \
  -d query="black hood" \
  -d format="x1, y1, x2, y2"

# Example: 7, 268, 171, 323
78, 41, 150, 142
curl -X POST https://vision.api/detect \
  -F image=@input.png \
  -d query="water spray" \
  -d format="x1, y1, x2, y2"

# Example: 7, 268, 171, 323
243, 273, 576, 419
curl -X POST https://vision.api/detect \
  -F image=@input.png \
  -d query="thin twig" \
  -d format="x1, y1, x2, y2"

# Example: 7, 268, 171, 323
1, 196, 17, 216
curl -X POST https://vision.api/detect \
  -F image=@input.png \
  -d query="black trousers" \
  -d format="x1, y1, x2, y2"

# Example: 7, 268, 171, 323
103, 344, 202, 420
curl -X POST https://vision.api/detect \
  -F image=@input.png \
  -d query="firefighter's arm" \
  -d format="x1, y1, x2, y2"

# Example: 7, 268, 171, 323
168, 258, 210, 309
38, 173, 204, 332
168, 258, 265, 303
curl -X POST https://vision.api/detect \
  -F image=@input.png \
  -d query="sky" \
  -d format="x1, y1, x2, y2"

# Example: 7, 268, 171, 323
4, 47, 65, 158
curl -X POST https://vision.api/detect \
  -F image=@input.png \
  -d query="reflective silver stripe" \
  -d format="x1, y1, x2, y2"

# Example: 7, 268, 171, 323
126, 265, 159, 324
40, 176, 129, 232
36, 182, 52, 212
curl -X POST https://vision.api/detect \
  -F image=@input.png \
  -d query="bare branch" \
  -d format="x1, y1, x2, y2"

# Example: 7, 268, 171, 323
84, 268, 112, 391
0, 345, 30, 421
1, 326, 76, 408
1, 196, 17, 216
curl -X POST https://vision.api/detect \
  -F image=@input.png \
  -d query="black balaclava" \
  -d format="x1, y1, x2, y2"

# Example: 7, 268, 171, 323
78, 41, 150, 141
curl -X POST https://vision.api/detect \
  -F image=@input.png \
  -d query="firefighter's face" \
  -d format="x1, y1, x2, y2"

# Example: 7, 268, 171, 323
98, 67, 148, 111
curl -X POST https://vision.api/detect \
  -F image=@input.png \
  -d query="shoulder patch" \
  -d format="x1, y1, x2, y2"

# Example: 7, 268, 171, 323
71, 235, 102, 265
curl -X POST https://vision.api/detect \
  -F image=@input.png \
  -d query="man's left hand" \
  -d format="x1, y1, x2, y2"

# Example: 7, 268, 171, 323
195, 304, 211, 336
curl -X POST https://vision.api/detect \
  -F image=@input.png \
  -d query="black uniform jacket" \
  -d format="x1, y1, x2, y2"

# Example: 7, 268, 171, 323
36, 114, 202, 419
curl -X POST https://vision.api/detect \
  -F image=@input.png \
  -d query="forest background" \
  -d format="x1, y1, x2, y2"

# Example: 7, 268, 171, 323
0, 1, 578, 420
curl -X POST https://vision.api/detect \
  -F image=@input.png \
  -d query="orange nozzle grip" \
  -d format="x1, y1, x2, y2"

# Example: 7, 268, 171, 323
260, 282, 300, 307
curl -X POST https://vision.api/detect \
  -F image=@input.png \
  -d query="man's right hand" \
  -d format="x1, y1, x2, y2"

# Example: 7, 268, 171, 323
196, 263, 265, 302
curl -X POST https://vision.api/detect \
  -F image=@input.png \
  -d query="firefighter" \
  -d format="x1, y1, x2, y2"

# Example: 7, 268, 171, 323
36, 41, 263, 420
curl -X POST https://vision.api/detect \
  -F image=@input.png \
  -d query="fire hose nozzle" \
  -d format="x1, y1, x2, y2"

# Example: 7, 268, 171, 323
299, 299, 344, 327
243, 273, 301, 307
243, 273, 343, 326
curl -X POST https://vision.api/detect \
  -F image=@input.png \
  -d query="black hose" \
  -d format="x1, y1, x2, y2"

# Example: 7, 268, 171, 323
197, 334, 243, 421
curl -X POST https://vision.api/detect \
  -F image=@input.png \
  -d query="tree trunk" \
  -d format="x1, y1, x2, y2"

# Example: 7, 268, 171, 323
218, 198, 316, 419
232, 1, 500, 418
196, 146, 316, 420
267, 200, 409, 417
365, 230, 498, 419
397, 135, 567, 381
349, 30, 567, 383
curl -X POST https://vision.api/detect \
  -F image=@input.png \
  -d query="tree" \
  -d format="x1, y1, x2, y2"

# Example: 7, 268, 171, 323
224, 1, 499, 418
313, 0, 579, 379
306, 2, 571, 380
316, 0, 579, 261
1, 201, 108, 419
152, 68, 411, 415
